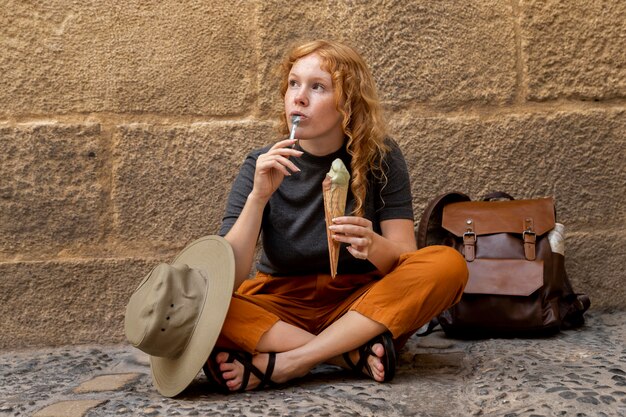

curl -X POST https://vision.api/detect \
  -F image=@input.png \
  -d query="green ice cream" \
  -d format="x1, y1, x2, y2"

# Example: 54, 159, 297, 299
327, 158, 350, 188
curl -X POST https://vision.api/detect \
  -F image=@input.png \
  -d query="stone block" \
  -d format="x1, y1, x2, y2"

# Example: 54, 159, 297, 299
257, 0, 517, 115
0, 1, 256, 115
0, 257, 154, 349
567, 230, 625, 310
112, 121, 275, 247
33, 400, 105, 417
391, 108, 625, 231
73, 373, 141, 393
521, 1, 626, 100
0, 123, 107, 259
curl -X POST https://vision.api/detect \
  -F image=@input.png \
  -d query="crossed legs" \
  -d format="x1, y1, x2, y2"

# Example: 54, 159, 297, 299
212, 246, 468, 391
215, 311, 388, 391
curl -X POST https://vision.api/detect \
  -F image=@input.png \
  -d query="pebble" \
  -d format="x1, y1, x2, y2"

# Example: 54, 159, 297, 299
576, 396, 600, 405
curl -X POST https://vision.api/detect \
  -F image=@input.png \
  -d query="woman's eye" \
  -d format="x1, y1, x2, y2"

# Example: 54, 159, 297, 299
288, 79, 298, 87
312, 83, 325, 91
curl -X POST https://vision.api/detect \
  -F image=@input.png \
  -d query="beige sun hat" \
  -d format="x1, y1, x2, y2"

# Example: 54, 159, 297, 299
124, 235, 235, 397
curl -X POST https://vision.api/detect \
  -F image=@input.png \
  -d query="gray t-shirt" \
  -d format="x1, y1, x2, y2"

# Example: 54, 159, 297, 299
219, 138, 414, 276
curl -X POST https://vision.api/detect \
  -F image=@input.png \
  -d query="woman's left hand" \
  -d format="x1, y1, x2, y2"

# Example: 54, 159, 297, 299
328, 216, 375, 260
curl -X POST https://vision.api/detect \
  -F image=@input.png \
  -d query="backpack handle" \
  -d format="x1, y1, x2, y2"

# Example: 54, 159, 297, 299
416, 191, 470, 249
481, 191, 515, 201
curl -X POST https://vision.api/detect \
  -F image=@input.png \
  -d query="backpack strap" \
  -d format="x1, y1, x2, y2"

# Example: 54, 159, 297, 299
414, 318, 440, 337
560, 293, 591, 329
558, 266, 591, 329
417, 191, 471, 249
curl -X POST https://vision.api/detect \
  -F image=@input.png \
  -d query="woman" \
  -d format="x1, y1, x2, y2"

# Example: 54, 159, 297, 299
207, 39, 468, 392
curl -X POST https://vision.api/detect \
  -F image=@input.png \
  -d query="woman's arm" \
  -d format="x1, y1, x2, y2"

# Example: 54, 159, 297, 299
329, 217, 416, 275
224, 138, 302, 287
223, 192, 267, 289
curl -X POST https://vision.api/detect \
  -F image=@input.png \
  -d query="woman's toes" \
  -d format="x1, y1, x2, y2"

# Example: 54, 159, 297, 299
226, 377, 241, 390
368, 343, 386, 381
368, 359, 384, 381
215, 351, 230, 364
222, 365, 242, 390
221, 368, 237, 380
371, 342, 385, 358
213, 355, 243, 390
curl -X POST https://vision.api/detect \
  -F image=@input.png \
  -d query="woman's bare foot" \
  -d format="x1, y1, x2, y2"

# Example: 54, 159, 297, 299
214, 351, 310, 391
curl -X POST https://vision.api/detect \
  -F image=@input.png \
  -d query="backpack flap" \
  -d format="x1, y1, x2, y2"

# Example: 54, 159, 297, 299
441, 197, 556, 262
442, 197, 556, 236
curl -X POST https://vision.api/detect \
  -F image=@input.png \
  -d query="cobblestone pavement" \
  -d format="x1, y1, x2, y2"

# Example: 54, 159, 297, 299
1, 311, 625, 417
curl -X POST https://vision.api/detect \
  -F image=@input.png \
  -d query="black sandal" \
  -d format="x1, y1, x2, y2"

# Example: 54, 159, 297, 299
342, 331, 396, 382
203, 350, 278, 393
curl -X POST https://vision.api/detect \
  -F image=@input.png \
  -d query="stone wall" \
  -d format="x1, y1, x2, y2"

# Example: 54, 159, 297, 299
1, 1, 624, 349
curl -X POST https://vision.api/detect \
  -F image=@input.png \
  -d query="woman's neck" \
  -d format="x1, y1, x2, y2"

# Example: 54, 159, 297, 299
298, 136, 345, 156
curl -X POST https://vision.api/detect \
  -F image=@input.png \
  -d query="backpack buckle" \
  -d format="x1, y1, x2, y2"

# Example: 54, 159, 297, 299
523, 229, 536, 261
463, 219, 476, 261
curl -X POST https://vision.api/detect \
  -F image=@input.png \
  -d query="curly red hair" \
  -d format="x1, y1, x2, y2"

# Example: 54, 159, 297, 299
278, 40, 388, 217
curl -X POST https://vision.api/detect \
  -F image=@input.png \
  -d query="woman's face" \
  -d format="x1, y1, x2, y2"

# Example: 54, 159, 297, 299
284, 53, 344, 148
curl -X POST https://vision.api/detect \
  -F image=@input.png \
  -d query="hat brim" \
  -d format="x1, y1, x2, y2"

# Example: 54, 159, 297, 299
149, 235, 235, 397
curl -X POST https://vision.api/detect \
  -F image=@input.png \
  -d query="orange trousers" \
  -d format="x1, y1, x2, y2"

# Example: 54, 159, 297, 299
216, 245, 468, 353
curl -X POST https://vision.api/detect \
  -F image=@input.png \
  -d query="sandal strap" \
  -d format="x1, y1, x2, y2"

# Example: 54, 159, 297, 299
343, 342, 375, 377
256, 352, 277, 390
342, 352, 357, 371
355, 342, 375, 378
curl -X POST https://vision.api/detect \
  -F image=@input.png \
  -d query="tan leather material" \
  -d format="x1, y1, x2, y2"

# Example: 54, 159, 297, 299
442, 197, 555, 237
523, 231, 537, 261
524, 217, 534, 232
463, 234, 476, 261
465, 259, 543, 296
463, 220, 476, 261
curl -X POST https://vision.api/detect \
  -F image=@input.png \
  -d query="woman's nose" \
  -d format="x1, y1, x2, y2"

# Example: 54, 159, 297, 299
294, 88, 308, 106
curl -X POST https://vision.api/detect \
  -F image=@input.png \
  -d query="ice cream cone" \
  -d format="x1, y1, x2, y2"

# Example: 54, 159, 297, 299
323, 158, 350, 278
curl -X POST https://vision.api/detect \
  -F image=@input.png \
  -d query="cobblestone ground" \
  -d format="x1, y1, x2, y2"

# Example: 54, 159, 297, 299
1, 311, 624, 417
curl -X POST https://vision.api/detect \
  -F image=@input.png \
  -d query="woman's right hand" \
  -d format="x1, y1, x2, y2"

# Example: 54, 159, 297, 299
249, 138, 303, 203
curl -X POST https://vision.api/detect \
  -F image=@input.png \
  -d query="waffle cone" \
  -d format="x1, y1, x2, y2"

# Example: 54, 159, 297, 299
323, 175, 349, 278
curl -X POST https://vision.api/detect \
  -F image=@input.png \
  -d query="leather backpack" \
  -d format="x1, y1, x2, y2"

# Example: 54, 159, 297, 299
417, 191, 590, 338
